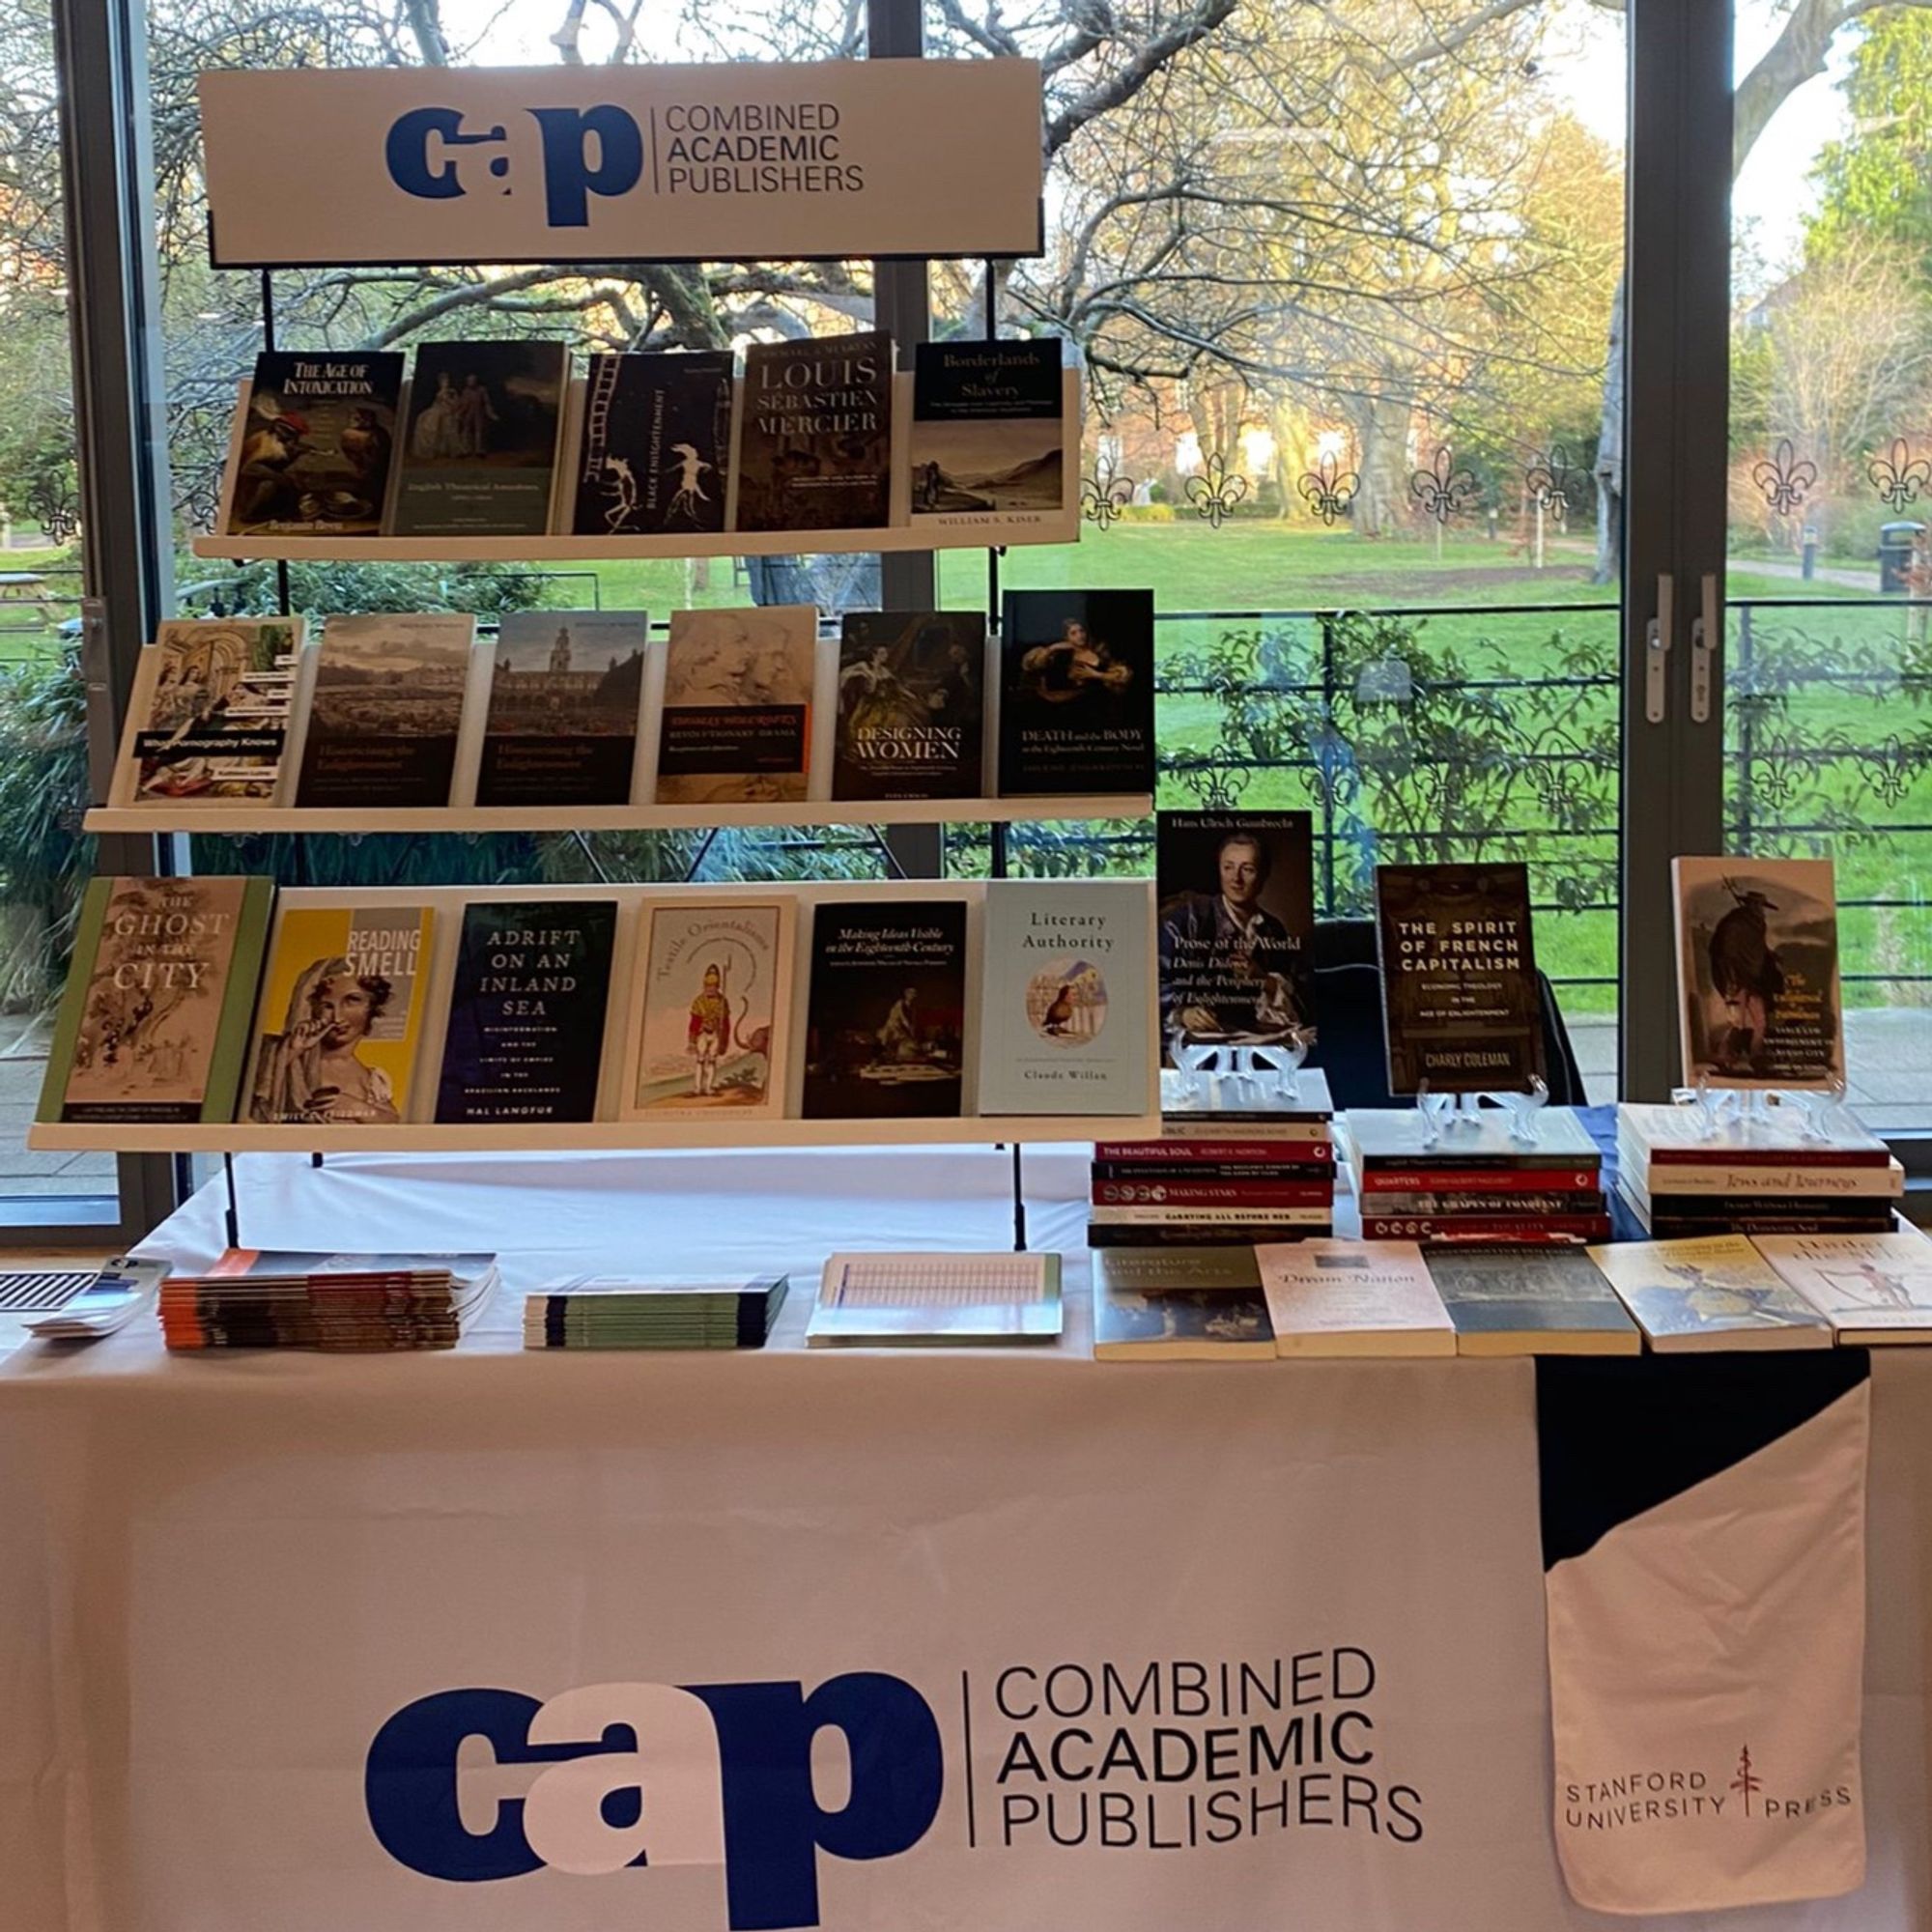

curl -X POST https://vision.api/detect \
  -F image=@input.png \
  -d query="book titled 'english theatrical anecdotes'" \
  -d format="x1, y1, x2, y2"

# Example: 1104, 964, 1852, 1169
909, 338, 1065, 524
833, 611, 984, 801
655, 606, 816, 807
477, 611, 646, 808
736, 331, 892, 532
572, 350, 732, 537
998, 589, 1155, 796
226, 351, 403, 537
433, 899, 616, 1124
124, 617, 303, 804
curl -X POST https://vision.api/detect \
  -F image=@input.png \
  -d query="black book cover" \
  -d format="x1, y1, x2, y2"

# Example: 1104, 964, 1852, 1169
572, 351, 732, 537
434, 899, 617, 1123
391, 341, 567, 537
736, 330, 892, 532
910, 339, 1064, 518
834, 611, 985, 801
802, 900, 966, 1119
228, 352, 404, 536
997, 589, 1155, 795
1374, 862, 1544, 1095
476, 611, 645, 808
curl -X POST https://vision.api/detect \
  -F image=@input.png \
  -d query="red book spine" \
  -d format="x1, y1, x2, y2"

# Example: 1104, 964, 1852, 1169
1092, 1181, 1334, 1208
1096, 1140, 1333, 1162
1360, 1212, 1613, 1242
1357, 1167, 1600, 1194
1643, 1148, 1889, 1168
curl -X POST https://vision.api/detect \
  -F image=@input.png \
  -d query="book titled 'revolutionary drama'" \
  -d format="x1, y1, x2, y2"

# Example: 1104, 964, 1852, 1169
1375, 862, 1543, 1094
246, 903, 434, 1125
976, 879, 1151, 1117
38, 876, 274, 1124
390, 341, 567, 538
909, 338, 1065, 524
1672, 856, 1844, 1090
477, 611, 646, 808
572, 350, 732, 537
803, 899, 966, 1119
124, 617, 302, 804
655, 606, 816, 806
998, 589, 1155, 796
433, 899, 616, 1124
226, 351, 403, 536
834, 611, 985, 801
736, 331, 892, 532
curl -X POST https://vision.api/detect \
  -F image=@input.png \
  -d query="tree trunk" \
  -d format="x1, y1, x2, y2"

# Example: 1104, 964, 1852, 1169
1592, 274, 1625, 585
1350, 391, 1412, 539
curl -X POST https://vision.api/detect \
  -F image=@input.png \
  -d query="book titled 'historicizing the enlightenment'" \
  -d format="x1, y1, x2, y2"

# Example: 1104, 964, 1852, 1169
476, 611, 646, 808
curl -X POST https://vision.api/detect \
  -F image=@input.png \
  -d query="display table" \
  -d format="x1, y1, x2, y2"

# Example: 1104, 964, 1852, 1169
2, 1145, 1928, 1932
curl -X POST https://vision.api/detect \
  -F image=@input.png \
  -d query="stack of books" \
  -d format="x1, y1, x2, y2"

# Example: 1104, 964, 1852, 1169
158, 1249, 497, 1350
523, 1275, 788, 1350
1616, 1103, 1902, 1238
1339, 1107, 1610, 1247
1088, 1068, 1336, 1249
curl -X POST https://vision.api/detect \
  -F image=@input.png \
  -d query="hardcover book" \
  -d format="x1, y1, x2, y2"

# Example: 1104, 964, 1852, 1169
1753, 1232, 1932, 1343
621, 897, 795, 1122
571, 350, 732, 537
1672, 856, 1845, 1090
37, 876, 273, 1125
1616, 1099, 1889, 1168
802, 899, 967, 1120
998, 590, 1155, 796
1091, 1246, 1276, 1360
225, 351, 404, 536
1585, 1233, 1833, 1351
433, 899, 616, 1124
245, 902, 435, 1125
294, 612, 474, 809
736, 330, 892, 532
125, 617, 302, 804
1375, 862, 1544, 1094
1342, 1106, 1601, 1169
977, 880, 1151, 1117
1254, 1238, 1456, 1357
655, 606, 817, 806
1156, 810, 1316, 1065
833, 611, 985, 801
809, 1251, 1062, 1347
476, 611, 646, 808
390, 340, 568, 537
909, 338, 1065, 522
1423, 1247, 1640, 1355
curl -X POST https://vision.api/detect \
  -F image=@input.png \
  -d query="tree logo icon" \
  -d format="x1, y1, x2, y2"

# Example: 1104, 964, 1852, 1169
1731, 1744, 1763, 1818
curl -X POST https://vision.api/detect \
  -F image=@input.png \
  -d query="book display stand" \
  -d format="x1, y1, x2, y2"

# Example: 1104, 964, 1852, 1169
1412, 1077, 1550, 1149
1678, 1077, 1854, 1147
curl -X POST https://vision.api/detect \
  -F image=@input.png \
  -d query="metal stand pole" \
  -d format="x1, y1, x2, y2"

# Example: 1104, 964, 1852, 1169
1010, 1141, 1027, 1252
222, 1151, 241, 1250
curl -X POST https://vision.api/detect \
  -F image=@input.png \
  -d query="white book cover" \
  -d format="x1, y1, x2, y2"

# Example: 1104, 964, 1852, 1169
1753, 1232, 1932, 1342
1624, 1156, 1904, 1200
1585, 1233, 1833, 1351
1256, 1239, 1456, 1357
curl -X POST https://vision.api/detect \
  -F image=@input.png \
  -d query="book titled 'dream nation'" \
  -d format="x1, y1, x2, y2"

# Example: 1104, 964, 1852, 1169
1092, 1246, 1276, 1360
1585, 1233, 1833, 1351
909, 338, 1065, 524
655, 606, 816, 807
476, 611, 646, 808
736, 331, 892, 532
226, 351, 404, 537
1255, 1239, 1455, 1357
122, 617, 303, 805
998, 590, 1155, 796
572, 350, 732, 537
833, 611, 985, 801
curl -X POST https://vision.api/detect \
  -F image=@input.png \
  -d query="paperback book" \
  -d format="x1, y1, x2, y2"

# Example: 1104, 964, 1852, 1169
125, 617, 302, 804
571, 350, 732, 537
1585, 1233, 1833, 1351
1342, 1106, 1601, 1170
294, 612, 473, 810
655, 606, 816, 806
1423, 1246, 1640, 1355
433, 899, 616, 1124
1091, 1246, 1276, 1360
736, 331, 892, 532
909, 338, 1065, 524
525, 1275, 788, 1350
1616, 1099, 1889, 1171
38, 876, 273, 1125
226, 351, 404, 536
1753, 1232, 1932, 1343
1254, 1239, 1456, 1357
808, 1251, 1061, 1346
833, 611, 985, 801
162, 1250, 497, 1351
998, 589, 1155, 795
476, 611, 646, 807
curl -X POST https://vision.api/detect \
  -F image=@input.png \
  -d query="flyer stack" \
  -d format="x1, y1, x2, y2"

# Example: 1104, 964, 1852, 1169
523, 1275, 789, 1350
159, 1250, 498, 1351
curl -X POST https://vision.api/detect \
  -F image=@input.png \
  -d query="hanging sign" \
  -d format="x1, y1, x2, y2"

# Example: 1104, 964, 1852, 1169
198, 60, 1044, 269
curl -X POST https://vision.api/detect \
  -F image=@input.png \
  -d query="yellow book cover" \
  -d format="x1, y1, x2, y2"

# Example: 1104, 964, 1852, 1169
245, 904, 436, 1125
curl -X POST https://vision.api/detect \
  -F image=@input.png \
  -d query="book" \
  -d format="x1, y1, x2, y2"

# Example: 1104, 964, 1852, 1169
245, 902, 435, 1124
1160, 1064, 1337, 1127
390, 341, 568, 537
1155, 810, 1316, 1065
1342, 1106, 1601, 1170
476, 611, 646, 808
997, 590, 1156, 795
1094, 1181, 1333, 1208
525, 1274, 787, 1350
1092, 1205, 1332, 1228
736, 330, 892, 532
1095, 1135, 1333, 1161
654, 606, 817, 806
37, 876, 273, 1124
802, 900, 967, 1119
1087, 1222, 1331, 1248
1255, 1239, 1456, 1357
1361, 1212, 1612, 1244
1358, 1191, 1600, 1217
909, 339, 1065, 522
225, 351, 404, 536
1616, 1100, 1890, 1169
1585, 1234, 1834, 1351
571, 350, 732, 537
1092, 1159, 1335, 1182
1091, 1246, 1276, 1360
162, 1250, 497, 1351
294, 612, 474, 809
1357, 1167, 1601, 1196
1753, 1233, 1932, 1344
123, 618, 302, 805
1673, 856, 1844, 1089
432, 899, 617, 1124
833, 611, 985, 801
976, 879, 1151, 1117
1619, 1157, 1903, 1200
621, 898, 795, 1122
808, 1251, 1061, 1346
1423, 1247, 1640, 1355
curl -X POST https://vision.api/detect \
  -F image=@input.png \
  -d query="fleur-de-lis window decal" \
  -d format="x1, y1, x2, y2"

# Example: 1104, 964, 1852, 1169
1297, 453, 1359, 526
1079, 461, 1134, 530
1752, 439, 1817, 515
1409, 445, 1481, 525
1185, 450, 1249, 528
1524, 445, 1577, 513
1869, 437, 1931, 512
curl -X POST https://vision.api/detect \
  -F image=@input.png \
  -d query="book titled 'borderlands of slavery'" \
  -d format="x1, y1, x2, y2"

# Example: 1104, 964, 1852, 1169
37, 876, 274, 1125
433, 899, 617, 1125
997, 589, 1155, 796
1375, 861, 1544, 1095
833, 611, 985, 802
225, 351, 404, 537
245, 902, 435, 1126
736, 331, 893, 532
655, 606, 816, 807
572, 350, 733, 537
1672, 856, 1845, 1091
909, 338, 1065, 524
976, 879, 1151, 1117
124, 617, 303, 805
476, 611, 646, 808
295, 612, 474, 810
